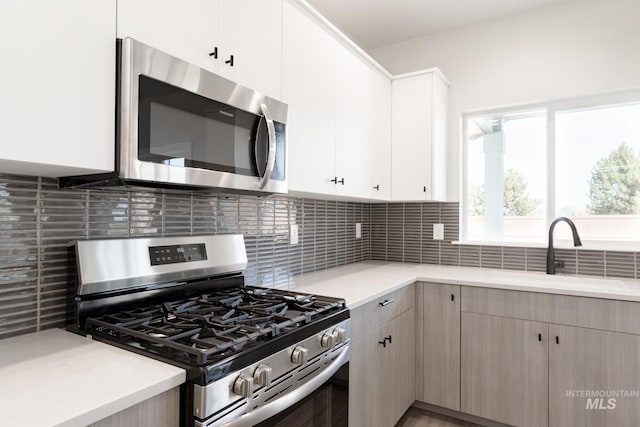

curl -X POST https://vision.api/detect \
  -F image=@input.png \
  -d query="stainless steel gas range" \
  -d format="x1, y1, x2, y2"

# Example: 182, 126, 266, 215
68, 234, 350, 427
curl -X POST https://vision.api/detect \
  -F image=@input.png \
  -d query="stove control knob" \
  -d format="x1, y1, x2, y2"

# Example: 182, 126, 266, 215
253, 364, 273, 388
233, 374, 254, 398
333, 327, 347, 344
291, 346, 309, 365
320, 332, 337, 349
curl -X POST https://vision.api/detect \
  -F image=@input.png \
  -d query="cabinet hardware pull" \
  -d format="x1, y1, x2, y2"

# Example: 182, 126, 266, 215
423, 186, 427, 192
338, 177, 345, 185
378, 299, 394, 307
373, 185, 380, 191
538, 333, 542, 342
385, 335, 392, 344
208, 47, 218, 58
331, 177, 338, 184
556, 336, 559, 344
225, 55, 234, 67
378, 339, 386, 348
451, 294, 455, 302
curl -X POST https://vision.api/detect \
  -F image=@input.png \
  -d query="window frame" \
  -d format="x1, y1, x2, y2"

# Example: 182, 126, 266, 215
461, 87, 640, 246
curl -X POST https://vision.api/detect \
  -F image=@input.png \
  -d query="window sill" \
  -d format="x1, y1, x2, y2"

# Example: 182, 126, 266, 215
454, 240, 640, 252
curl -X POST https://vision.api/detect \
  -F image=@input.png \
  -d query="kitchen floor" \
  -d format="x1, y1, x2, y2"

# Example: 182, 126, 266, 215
396, 407, 484, 427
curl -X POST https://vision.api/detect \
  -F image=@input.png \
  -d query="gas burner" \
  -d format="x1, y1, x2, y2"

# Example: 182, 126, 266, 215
83, 286, 345, 365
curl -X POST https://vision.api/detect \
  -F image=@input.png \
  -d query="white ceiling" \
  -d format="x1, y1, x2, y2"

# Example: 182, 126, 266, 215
305, 0, 574, 50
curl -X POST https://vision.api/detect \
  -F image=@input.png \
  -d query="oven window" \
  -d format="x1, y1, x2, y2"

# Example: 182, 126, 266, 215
256, 363, 349, 427
137, 75, 264, 177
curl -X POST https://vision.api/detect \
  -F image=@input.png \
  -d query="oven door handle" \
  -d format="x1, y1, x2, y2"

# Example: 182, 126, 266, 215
256, 103, 276, 190
218, 346, 349, 427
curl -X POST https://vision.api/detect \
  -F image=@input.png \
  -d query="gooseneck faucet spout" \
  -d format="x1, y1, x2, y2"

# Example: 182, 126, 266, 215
547, 216, 582, 274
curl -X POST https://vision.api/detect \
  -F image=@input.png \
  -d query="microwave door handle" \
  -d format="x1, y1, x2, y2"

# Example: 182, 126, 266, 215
257, 103, 276, 189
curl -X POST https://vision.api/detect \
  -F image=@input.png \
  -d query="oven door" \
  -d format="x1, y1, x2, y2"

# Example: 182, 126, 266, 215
256, 362, 349, 427
119, 37, 287, 194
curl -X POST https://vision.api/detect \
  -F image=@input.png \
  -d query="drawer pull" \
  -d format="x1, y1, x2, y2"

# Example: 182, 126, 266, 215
451, 294, 455, 302
378, 339, 387, 348
385, 335, 392, 344
379, 299, 394, 307
538, 333, 542, 342
556, 336, 560, 344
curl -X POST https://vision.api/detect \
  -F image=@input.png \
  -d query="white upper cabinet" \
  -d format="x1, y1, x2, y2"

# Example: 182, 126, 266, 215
392, 71, 448, 201
117, 0, 219, 74
283, 0, 391, 199
218, 0, 282, 99
335, 47, 373, 199
282, 0, 338, 195
117, 0, 282, 98
370, 72, 392, 200
0, 0, 116, 177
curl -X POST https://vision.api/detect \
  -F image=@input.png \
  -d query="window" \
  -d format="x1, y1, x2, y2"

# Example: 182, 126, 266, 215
462, 90, 640, 244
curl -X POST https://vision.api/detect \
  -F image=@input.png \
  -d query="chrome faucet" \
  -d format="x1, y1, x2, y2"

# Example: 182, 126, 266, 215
547, 217, 582, 274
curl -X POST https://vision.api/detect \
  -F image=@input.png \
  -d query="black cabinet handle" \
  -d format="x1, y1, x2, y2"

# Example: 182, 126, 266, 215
331, 177, 338, 184
451, 294, 455, 302
338, 178, 344, 185
373, 185, 380, 191
538, 333, 542, 342
386, 335, 392, 344
556, 336, 559, 344
378, 339, 386, 348
208, 47, 218, 58
225, 55, 234, 67
423, 186, 427, 192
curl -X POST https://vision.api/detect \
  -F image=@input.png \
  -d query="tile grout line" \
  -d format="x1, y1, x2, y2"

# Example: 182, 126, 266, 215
35, 177, 42, 331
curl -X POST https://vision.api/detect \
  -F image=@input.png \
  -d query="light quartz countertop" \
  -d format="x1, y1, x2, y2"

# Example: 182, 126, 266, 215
275, 261, 640, 308
4, 261, 640, 427
0, 328, 185, 427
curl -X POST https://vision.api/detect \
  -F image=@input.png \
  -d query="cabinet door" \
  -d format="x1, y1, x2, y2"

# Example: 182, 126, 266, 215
0, 0, 115, 176
334, 48, 373, 199
218, 0, 282, 99
370, 71, 392, 200
391, 74, 432, 201
349, 332, 381, 427
282, 1, 337, 195
417, 283, 460, 410
549, 324, 640, 427
117, 0, 219, 74
461, 312, 548, 427
381, 308, 416, 427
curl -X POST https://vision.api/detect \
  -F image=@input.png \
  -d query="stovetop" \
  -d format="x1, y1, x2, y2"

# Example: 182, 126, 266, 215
80, 285, 348, 383
70, 235, 349, 386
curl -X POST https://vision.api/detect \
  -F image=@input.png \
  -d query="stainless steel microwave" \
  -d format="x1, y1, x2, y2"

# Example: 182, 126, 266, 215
61, 38, 287, 194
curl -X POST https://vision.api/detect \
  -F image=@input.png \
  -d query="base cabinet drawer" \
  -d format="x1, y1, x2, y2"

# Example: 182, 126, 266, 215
351, 285, 414, 341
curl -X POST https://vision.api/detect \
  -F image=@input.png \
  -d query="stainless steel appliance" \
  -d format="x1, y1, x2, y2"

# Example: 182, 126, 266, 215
61, 38, 287, 194
69, 235, 349, 426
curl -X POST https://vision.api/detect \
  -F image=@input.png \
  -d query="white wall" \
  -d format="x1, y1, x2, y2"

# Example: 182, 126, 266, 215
370, 0, 640, 201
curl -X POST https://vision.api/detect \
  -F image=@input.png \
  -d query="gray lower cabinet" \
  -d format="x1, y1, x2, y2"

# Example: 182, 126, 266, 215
349, 287, 415, 427
461, 312, 549, 427
87, 387, 179, 427
416, 282, 460, 410
381, 308, 416, 427
549, 324, 640, 427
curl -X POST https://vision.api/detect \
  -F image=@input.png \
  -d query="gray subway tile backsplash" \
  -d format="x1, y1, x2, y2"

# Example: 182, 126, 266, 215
0, 174, 372, 340
606, 251, 635, 279
2, 171, 640, 341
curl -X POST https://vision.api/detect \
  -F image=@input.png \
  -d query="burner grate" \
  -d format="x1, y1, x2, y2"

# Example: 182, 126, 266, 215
83, 286, 345, 365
